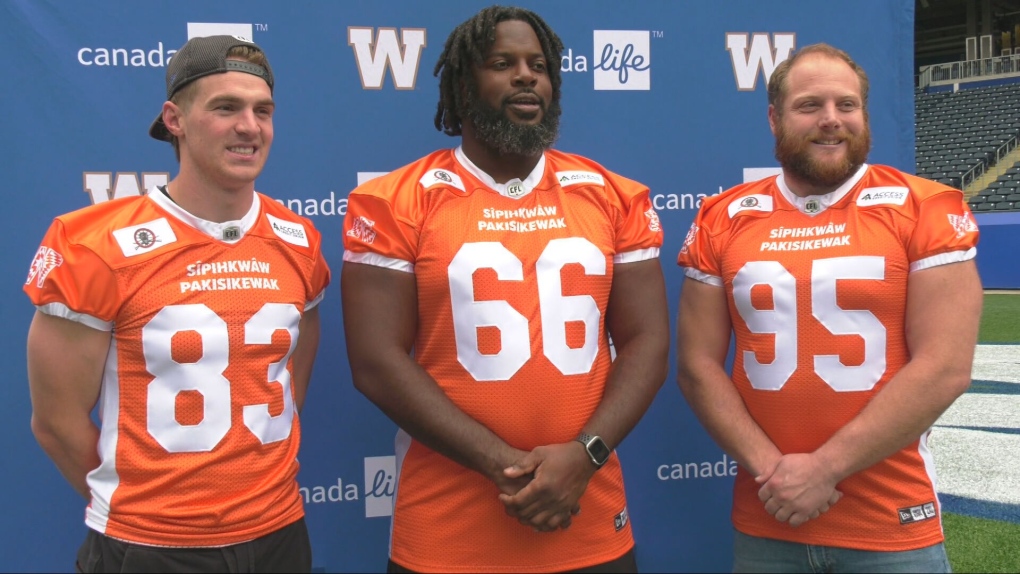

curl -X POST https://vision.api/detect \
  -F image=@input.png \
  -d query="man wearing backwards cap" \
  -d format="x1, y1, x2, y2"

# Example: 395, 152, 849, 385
23, 35, 330, 572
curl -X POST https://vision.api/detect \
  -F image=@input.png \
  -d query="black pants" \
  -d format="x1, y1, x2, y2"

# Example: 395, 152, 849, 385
387, 546, 638, 573
75, 518, 311, 573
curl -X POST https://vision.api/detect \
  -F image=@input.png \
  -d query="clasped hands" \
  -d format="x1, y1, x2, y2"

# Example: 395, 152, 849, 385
756, 453, 843, 527
495, 442, 595, 533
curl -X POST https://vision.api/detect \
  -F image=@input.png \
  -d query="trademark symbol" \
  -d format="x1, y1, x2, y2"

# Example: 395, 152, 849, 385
255, 23, 269, 32
652, 30, 664, 38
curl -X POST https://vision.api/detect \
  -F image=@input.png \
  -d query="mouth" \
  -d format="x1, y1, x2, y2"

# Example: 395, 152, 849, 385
505, 93, 543, 114
227, 146, 256, 156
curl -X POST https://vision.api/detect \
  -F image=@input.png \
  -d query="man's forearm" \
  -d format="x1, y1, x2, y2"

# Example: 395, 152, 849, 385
679, 362, 783, 477
582, 333, 667, 450
31, 416, 100, 500
352, 350, 524, 485
813, 358, 970, 484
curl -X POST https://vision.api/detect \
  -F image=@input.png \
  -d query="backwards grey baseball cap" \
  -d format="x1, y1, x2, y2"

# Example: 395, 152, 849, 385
149, 35, 274, 141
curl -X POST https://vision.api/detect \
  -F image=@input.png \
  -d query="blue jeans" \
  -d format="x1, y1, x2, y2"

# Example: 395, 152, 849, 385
732, 530, 952, 573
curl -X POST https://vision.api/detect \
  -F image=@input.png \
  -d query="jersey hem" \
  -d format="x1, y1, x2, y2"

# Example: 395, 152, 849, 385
733, 521, 944, 552
390, 538, 634, 573
88, 506, 305, 548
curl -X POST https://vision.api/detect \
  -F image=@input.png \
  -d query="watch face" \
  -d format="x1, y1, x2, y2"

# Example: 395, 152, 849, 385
588, 437, 612, 465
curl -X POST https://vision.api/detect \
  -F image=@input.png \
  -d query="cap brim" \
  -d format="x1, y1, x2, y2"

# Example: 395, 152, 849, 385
149, 111, 171, 142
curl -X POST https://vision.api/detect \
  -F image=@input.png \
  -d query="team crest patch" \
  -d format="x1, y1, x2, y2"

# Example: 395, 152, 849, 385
680, 224, 699, 255
346, 215, 377, 245
25, 246, 64, 288
898, 502, 937, 525
419, 169, 466, 192
266, 214, 309, 247
556, 171, 605, 187
644, 207, 661, 232
728, 194, 773, 218
112, 218, 177, 258
857, 186, 909, 207
947, 212, 978, 239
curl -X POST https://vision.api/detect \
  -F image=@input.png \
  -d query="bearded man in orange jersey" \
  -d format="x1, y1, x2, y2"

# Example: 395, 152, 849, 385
341, 6, 669, 573
24, 35, 329, 572
677, 43, 981, 573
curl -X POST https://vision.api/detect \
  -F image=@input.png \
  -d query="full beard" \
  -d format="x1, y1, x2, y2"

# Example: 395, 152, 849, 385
775, 120, 871, 189
465, 93, 561, 156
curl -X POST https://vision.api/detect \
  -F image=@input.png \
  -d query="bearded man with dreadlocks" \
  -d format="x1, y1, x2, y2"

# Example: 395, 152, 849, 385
340, 5, 669, 573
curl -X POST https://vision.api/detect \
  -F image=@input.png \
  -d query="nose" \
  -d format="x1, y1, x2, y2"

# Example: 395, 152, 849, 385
818, 102, 841, 130
235, 108, 259, 135
512, 61, 537, 87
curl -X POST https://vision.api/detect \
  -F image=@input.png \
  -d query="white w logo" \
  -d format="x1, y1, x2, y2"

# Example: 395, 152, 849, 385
83, 172, 170, 204
348, 27, 427, 90
726, 33, 796, 91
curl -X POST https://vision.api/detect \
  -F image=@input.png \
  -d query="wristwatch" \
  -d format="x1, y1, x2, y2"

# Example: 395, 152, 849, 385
576, 433, 611, 469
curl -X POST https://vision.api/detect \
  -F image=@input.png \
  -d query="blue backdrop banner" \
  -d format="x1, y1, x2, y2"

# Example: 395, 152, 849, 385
1, 1, 918, 572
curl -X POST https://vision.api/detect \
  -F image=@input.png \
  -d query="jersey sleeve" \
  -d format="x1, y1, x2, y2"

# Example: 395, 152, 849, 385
907, 189, 979, 272
676, 201, 724, 287
342, 183, 419, 273
23, 219, 120, 330
610, 179, 663, 264
305, 230, 332, 311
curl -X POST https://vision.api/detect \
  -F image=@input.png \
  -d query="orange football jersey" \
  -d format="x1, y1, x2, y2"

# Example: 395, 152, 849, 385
343, 147, 662, 572
24, 190, 330, 547
677, 164, 979, 551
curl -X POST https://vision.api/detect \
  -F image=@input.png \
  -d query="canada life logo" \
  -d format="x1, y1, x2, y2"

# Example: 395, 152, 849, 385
77, 22, 254, 67
364, 455, 396, 518
593, 30, 651, 91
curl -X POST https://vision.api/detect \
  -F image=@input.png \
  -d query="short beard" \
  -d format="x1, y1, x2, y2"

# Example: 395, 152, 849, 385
774, 116, 871, 190
464, 92, 561, 156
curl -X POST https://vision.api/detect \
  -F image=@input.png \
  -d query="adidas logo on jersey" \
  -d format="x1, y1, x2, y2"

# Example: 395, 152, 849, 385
857, 186, 909, 207
266, 214, 309, 247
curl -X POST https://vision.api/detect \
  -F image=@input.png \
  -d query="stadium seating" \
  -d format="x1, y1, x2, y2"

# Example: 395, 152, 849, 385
915, 82, 1020, 211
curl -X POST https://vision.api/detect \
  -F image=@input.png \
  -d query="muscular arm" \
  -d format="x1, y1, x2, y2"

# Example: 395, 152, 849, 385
291, 305, 320, 412
760, 260, 982, 524
341, 261, 527, 489
676, 277, 783, 477
500, 258, 670, 529
27, 311, 109, 499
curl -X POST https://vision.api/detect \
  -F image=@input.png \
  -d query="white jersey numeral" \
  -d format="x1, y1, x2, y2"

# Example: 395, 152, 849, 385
449, 238, 605, 382
142, 303, 300, 453
733, 256, 887, 392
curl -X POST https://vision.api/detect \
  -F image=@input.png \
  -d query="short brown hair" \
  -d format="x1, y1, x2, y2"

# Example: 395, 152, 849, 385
169, 46, 270, 161
767, 43, 869, 113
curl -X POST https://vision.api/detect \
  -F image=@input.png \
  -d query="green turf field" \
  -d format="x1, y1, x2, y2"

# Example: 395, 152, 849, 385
944, 513, 1020, 573
943, 292, 1019, 573
978, 293, 1020, 343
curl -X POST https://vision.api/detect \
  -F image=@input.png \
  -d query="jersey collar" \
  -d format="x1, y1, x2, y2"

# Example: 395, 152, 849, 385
148, 186, 261, 243
453, 145, 546, 200
776, 164, 869, 216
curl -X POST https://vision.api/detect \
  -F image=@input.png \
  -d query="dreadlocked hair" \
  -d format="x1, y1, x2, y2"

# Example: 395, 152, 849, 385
433, 5, 564, 136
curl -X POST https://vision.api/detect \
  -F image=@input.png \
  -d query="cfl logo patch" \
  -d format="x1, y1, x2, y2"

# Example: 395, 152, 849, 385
26, 247, 64, 288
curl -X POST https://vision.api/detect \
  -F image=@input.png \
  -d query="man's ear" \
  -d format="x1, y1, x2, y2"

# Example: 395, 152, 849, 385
767, 104, 779, 137
162, 101, 185, 138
